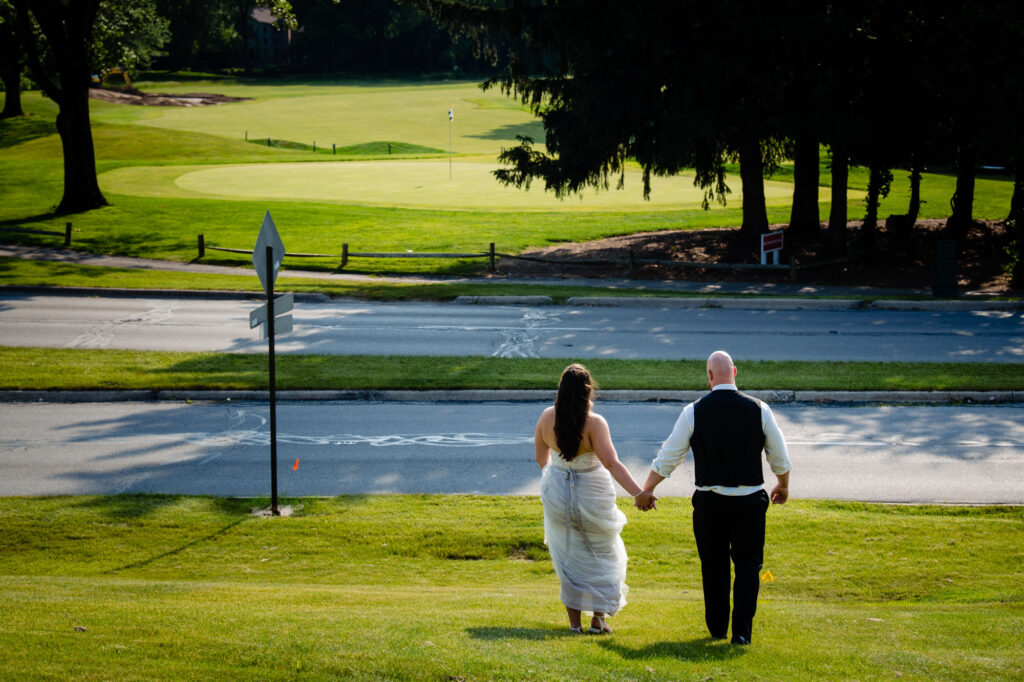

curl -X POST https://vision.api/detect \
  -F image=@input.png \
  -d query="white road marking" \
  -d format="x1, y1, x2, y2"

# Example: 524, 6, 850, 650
492, 309, 563, 358
67, 304, 178, 349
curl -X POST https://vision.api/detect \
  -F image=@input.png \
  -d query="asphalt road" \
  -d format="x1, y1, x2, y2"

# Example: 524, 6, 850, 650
2, 400, 1022, 504
1, 293, 1023, 361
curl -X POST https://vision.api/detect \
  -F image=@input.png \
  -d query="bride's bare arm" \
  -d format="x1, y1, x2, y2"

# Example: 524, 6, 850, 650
588, 414, 644, 497
534, 411, 551, 469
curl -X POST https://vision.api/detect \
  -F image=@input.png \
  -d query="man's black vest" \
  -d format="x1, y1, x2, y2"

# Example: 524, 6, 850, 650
691, 389, 765, 487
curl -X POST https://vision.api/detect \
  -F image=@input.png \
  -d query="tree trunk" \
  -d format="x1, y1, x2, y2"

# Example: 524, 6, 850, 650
862, 163, 886, 253
0, 65, 23, 118
54, 84, 107, 213
788, 133, 820, 245
16, 0, 107, 213
907, 163, 922, 224
1008, 163, 1023, 224
947, 144, 976, 239
738, 133, 769, 255
826, 145, 848, 256
0, 6, 24, 119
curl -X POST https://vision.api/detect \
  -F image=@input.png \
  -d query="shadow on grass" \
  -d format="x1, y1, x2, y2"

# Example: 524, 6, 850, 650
466, 626, 583, 641
105, 516, 247, 574
464, 121, 544, 142
0, 116, 56, 148
598, 637, 747, 662
466, 627, 746, 660
0, 211, 62, 228
69, 494, 252, 521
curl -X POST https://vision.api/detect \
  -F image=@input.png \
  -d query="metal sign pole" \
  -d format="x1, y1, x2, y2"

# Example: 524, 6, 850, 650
267, 245, 279, 516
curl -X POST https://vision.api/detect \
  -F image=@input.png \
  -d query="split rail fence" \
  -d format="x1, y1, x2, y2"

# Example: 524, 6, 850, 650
197, 234, 852, 282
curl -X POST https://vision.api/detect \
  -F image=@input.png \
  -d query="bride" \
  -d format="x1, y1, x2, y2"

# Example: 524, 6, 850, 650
534, 363, 654, 634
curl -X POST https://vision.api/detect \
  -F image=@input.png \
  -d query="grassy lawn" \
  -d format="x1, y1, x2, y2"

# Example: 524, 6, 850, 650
0, 257, 768, 301
0, 495, 1021, 680
1, 347, 1018, 392
1, 81, 1015, 281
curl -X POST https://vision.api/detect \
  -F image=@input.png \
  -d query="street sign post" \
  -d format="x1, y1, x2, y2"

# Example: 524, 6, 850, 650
251, 212, 288, 515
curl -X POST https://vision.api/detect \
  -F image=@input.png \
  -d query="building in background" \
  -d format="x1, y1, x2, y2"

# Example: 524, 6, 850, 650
249, 7, 301, 66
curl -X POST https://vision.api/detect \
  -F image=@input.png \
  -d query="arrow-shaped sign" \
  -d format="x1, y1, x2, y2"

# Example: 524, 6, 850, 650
253, 211, 285, 294
250, 293, 294, 329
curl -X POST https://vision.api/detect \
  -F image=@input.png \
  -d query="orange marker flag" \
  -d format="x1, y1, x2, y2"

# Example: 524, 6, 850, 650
293, 458, 299, 471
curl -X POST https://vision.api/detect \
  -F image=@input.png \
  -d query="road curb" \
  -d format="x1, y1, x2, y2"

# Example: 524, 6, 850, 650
2, 389, 1020, 404
4, 285, 1020, 311
866, 300, 1024, 311
453, 295, 553, 305
0, 285, 332, 302
567, 296, 867, 310
454, 294, 1023, 311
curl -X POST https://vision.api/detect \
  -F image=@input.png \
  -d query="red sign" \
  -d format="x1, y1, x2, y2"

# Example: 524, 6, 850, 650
761, 231, 784, 252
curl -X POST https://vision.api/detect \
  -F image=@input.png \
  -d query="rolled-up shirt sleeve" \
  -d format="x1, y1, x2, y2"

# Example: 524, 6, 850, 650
651, 402, 695, 478
760, 402, 792, 475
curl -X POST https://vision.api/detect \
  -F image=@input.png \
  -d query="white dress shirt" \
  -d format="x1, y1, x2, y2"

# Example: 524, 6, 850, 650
651, 384, 792, 496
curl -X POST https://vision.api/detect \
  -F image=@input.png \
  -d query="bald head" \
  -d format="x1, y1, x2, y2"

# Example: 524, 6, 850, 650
706, 350, 737, 388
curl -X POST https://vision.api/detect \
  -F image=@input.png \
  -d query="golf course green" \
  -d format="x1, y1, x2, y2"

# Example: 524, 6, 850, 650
99, 158, 819, 210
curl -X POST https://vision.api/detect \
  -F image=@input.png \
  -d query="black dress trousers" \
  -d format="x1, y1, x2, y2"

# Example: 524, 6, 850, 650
691, 488, 770, 642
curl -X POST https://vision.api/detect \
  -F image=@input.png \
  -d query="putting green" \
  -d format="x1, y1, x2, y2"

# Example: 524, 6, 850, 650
101, 159, 823, 211
127, 82, 544, 156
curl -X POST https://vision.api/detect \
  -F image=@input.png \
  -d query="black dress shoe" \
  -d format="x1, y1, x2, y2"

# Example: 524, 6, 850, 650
731, 635, 750, 645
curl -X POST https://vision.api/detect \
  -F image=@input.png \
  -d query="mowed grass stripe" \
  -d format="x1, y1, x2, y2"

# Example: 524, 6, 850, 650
0, 347, 1018, 391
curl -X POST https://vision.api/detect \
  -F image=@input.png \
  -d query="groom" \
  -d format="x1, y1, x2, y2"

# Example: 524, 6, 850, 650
634, 350, 791, 645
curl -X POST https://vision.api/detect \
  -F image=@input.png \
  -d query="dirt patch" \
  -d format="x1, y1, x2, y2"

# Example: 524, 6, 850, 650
496, 218, 1017, 294
89, 86, 250, 107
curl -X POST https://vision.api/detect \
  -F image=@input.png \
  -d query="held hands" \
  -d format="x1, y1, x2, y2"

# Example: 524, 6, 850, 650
633, 490, 658, 511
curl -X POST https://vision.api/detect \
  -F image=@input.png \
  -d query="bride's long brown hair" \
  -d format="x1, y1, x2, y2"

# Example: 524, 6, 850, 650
554, 363, 596, 460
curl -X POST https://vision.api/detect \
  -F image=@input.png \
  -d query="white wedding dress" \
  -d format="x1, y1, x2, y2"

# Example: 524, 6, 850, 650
540, 451, 628, 615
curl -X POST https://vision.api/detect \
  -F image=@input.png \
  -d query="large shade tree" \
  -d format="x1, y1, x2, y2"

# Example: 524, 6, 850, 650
15, 0, 107, 213
424, 0, 848, 256
424, 1, 735, 240
427, 0, 1023, 269
12, 0, 168, 213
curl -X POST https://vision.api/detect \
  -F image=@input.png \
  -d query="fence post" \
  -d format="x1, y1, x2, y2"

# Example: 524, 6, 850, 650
198, 233, 205, 258
64, 222, 72, 248
489, 243, 495, 272
268, 137, 271, 147
341, 243, 348, 268
313, 141, 316, 152
332, 143, 336, 155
